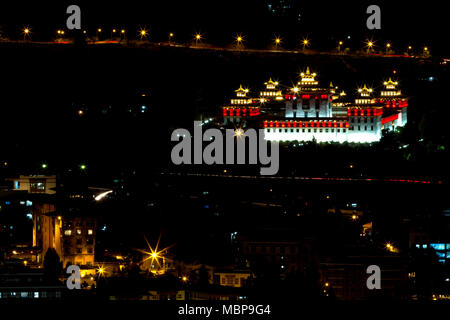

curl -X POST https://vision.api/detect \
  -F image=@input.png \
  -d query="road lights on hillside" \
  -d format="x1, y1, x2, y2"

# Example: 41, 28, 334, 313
385, 42, 391, 54
365, 39, 375, 53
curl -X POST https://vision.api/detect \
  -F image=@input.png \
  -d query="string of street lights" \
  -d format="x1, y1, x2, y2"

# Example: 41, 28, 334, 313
11, 26, 431, 56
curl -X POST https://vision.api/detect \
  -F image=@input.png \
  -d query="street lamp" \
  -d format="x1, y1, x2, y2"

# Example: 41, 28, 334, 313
386, 42, 391, 54
22, 27, 31, 40
337, 40, 343, 52
169, 32, 174, 43
96, 28, 102, 41
274, 36, 281, 48
365, 39, 375, 53
302, 38, 309, 50
194, 33, 202, 45
139, 28, 148, 40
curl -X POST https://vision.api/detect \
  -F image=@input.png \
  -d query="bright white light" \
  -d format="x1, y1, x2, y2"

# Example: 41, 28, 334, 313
94, 190, 113, 201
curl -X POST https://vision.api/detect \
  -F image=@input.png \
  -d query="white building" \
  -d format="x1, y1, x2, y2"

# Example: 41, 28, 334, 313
222, 68, 408, 144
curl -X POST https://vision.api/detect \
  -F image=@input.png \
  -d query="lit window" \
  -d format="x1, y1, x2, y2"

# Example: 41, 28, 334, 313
76, 229, 82, 235
64, 230, 72, 236
88, 229, 93, 235
34, 292, 39, 298
29, 179, 46, 193
431, 243, 445, 251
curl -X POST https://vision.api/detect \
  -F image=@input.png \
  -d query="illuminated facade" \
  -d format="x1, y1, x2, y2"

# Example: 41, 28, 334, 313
33, 203, 97, 268
8, 175, 56, 194
222, 68, 408, 143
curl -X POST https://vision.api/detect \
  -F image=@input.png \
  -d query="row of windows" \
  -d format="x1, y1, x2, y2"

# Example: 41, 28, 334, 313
349, 126, 375, 131
350, 117, 374, 123
0, 291, 61, 299
63, 221, 95, 228
248, 246, 297, 254
64, 229, 93, 236
64, 237, 94, 246
64, 247, 93, 254
220, 276, 245, 285
267, 128, 347, 133
415, 243, 450, 264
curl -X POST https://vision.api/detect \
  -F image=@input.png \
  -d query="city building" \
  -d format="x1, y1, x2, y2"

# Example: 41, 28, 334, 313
213, 269, 253, 288
7, 175, 56, 194
222, 68, 408, 143
33, 203, 97, 268
320, 253, 409, 300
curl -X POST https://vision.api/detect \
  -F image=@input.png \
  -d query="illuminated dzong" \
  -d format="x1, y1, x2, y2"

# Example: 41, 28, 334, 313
222, 68, 408, 143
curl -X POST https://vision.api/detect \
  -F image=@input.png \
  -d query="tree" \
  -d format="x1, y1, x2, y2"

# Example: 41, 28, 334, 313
43, 248, 62, 284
